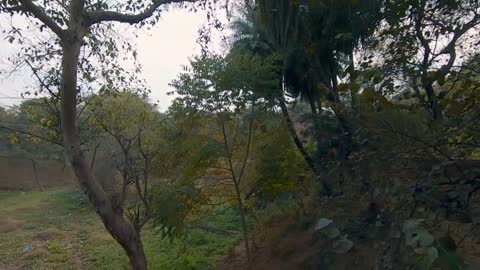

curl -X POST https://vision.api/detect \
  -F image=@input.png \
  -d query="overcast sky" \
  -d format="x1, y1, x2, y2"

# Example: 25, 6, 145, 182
0, 6, 220, 111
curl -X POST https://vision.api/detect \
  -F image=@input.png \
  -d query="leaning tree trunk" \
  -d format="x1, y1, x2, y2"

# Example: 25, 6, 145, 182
60, 33, 147, 270
278, 98, 332, 195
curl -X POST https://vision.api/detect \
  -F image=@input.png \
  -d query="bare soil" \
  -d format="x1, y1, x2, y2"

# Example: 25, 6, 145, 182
0, 156, 77, 191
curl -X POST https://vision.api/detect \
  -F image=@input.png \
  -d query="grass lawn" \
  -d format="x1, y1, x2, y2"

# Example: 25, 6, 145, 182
0, 189, 240, 270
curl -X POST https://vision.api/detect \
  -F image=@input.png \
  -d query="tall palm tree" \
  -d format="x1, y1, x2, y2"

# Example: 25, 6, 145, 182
229, 0, 382, 190
251, 0, 381, 160
233, 0, 381, 113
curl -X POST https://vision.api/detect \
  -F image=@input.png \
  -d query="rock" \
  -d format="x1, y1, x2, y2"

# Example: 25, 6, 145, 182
22, 244, 33, 253
332, 237, 354, 254
313, 217, 341, 240
322, 226, 341, 240
314, 218, 333, 231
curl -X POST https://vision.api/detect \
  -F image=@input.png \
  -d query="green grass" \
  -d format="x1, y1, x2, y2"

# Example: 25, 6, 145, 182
0, 189, 240, 270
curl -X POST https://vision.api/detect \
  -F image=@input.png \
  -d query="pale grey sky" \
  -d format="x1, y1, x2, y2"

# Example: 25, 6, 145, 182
0, 7, 220, 111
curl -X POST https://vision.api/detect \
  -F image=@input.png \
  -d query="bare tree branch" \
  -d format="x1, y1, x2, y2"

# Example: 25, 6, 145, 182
25, 60, 60, 99
237, 105, 254, 185
438, 14, 480, 76
9, 0, 65, 38
0, 125, 63, 146
87, 0, 198, 25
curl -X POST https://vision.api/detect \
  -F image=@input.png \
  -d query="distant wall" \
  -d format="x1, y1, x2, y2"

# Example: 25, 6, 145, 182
0, 156, 77, 191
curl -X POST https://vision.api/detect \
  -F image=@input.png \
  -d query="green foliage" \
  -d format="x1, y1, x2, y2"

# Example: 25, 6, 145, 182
88, 92, 156, 134
145, 229, 239, 270
0, 98, 63, 159
254, 116, 312, 197
150, 183, 207, 240
171, 52, 281, 113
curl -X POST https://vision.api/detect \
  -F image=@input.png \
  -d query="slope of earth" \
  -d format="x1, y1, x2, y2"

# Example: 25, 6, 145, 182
217, 192, 480, 270
0, 157, 77, 191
